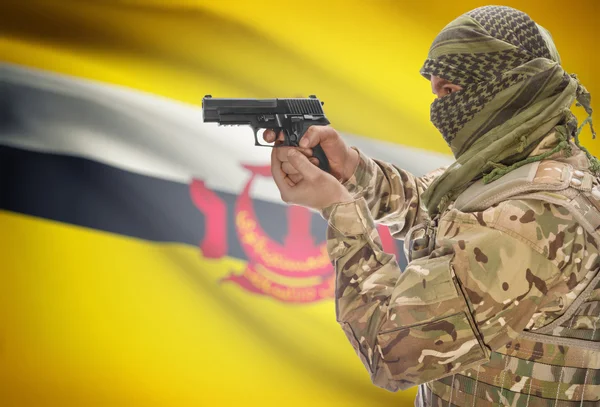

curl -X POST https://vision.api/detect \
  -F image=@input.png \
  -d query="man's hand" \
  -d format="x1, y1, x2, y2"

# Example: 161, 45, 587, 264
263, 126, 359, 183
271, 148, 353, 211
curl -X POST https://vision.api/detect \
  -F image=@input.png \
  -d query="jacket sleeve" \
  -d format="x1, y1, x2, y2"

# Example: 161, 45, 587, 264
343, 147, 447, 239
322, 198, 568, 392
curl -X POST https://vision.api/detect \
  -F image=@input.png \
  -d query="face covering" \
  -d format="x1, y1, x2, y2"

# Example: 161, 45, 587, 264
419, 5, 596, 216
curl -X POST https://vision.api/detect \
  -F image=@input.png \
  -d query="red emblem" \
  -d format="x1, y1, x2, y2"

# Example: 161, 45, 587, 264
190, 164, 399, 303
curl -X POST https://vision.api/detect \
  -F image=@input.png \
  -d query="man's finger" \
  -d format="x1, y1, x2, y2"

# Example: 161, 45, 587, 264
276, 146, 313, 162
277, 131, 285, 142
299, 126, 333, 148
284, 176, 295, 187
263, 129, 276, 143
287, 149, 321, 180
288, 173, 303, 184
281, 162, 299, 175
264, 130, 288, 144
271, 148, 290, 192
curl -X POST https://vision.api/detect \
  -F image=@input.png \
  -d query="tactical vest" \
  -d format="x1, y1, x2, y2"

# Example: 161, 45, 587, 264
407, 159, 600, 406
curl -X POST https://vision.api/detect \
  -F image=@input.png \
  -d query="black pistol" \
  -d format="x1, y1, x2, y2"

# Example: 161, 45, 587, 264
202, 95, 331, 172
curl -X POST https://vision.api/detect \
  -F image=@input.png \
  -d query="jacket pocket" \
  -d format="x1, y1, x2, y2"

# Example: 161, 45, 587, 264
375, 254, 490, 386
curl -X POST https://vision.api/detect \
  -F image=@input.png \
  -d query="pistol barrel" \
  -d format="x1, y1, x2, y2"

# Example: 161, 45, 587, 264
202, 96, 325, 123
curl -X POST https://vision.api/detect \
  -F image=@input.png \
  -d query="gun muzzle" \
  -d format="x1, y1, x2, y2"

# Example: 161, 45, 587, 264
202, 95, 220, 122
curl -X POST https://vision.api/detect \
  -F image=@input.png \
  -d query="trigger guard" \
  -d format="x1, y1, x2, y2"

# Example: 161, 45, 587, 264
251, 126, 260, 138
251, 126, 268, 147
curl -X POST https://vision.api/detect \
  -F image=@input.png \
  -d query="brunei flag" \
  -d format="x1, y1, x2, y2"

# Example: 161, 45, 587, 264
1, 1, 597, 406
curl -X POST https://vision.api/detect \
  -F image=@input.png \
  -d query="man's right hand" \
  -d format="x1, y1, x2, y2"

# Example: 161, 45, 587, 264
263, 126, 359, 185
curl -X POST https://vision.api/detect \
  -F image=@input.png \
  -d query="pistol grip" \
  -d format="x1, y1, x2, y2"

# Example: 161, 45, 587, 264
311, 144, 331, 173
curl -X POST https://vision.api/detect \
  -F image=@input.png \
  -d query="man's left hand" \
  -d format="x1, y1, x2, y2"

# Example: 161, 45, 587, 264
272, 148, 354, 210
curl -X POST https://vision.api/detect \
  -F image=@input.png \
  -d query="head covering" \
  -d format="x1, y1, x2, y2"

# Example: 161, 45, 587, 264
419, 5, 596, 216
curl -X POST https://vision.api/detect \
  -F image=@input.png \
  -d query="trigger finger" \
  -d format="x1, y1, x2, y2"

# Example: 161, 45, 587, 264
263, 129, 276, 143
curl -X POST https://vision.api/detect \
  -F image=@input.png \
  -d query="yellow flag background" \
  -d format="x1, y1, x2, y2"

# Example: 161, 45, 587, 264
1, 1, 598, 406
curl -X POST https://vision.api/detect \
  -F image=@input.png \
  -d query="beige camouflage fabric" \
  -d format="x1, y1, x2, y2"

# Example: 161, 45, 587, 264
321, 133, 600, 406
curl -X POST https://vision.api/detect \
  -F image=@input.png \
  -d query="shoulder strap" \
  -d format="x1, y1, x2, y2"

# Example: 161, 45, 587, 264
454, 158, 600, 240
454, 160, 574, 213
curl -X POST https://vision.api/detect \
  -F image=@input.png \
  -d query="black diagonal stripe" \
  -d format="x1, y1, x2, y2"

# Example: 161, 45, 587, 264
0, 144, 408, 267
0, 144, 313, 260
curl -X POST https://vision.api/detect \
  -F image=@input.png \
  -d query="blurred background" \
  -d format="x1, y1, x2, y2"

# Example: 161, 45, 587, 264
0, 1, 598, 406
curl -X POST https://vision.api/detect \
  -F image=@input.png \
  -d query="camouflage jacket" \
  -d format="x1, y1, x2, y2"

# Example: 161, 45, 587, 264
321, 137, 600, 406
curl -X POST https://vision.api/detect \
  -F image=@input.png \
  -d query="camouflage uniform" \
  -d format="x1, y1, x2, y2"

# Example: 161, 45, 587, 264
321, 135, 600, 406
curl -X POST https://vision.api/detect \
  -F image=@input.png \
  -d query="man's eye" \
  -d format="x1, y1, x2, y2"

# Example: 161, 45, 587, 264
444, 87, 453, 95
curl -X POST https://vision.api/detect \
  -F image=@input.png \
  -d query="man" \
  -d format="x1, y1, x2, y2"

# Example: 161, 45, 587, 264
265, 5, 600, 407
